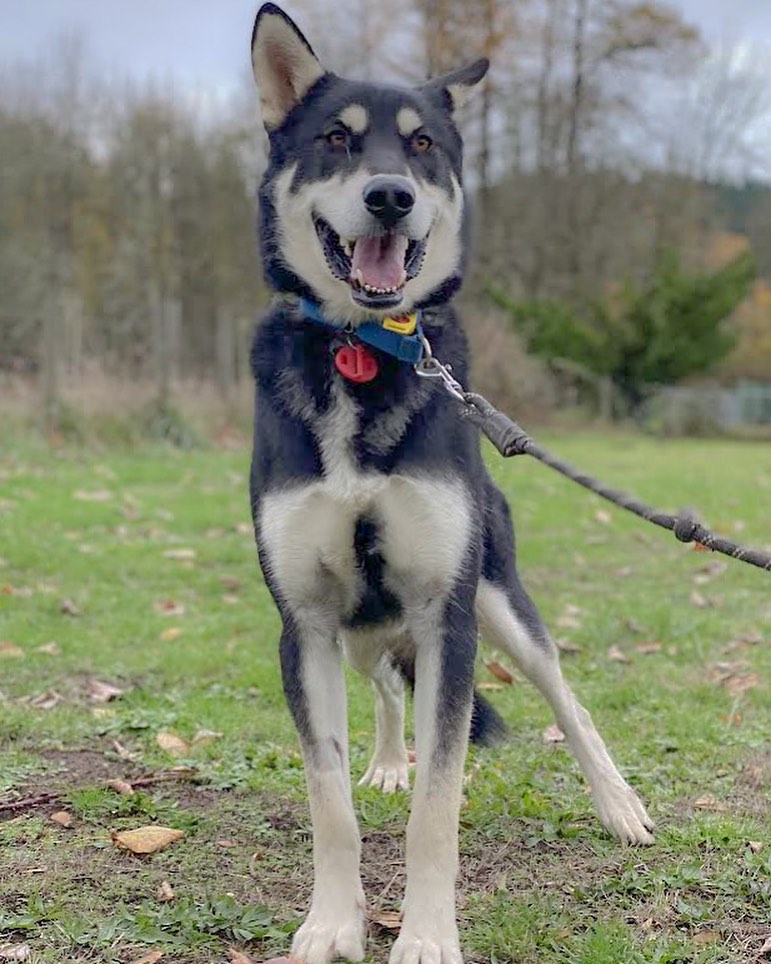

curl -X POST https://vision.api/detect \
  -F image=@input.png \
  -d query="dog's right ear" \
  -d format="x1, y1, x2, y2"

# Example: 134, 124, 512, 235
251, 3, 326, 130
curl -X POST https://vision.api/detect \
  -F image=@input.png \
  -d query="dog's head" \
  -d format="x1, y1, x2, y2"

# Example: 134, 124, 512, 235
251, 3, 488, 323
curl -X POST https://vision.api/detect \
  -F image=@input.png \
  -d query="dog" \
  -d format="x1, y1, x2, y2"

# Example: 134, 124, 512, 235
248, 5, 654, 962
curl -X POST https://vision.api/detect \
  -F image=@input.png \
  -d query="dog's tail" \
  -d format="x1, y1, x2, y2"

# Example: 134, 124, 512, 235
393, 658, 508, 747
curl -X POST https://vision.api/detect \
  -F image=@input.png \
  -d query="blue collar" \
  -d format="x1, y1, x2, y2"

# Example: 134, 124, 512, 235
298, 297, 425, 365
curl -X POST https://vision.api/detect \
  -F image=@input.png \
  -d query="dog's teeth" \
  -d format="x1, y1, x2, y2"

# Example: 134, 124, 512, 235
356, 269, 365, 288
343, 240, 353, 258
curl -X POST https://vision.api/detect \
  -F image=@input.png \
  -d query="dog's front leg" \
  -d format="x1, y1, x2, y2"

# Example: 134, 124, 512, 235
390, 598, 475, 964
281, 616, 365, 964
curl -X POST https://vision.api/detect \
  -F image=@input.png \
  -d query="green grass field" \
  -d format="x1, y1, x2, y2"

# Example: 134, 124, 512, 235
0, 432, 769, 964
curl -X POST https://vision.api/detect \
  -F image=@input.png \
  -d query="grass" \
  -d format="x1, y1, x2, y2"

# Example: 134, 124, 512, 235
0, 430, 769, 963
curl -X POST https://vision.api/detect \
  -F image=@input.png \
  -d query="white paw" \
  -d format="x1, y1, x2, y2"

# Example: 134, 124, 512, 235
593, 779, 654, 845
359, 756, 410, 793
292, 907, 365, 964
389, 929, 463, 964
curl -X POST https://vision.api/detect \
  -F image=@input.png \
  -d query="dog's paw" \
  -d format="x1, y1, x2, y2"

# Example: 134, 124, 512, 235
389, 930, 463, 964
291, 908, 365, 964
593, 779, 654, 845
359, 757, 409, 793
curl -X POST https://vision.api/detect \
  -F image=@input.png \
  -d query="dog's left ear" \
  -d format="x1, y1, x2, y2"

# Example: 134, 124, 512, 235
421, 58, 490, 114
251, 3, 326, 130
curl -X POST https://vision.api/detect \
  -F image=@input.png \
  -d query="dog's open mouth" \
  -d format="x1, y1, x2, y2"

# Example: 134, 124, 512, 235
314, 216, 427, 309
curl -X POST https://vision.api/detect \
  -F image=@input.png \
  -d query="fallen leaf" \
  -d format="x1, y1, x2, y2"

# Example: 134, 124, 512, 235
217, 838, 238, 848
37, 641, 61, 655
594, 509, 612, 524
690, 591, 711, 609
131, 952, 164, 964
0, 945, 31, 961
476, 681, 505, 691
220, 576, 243, 591
112, 826, 184, 855
607, 645, 630, 664
368, 910, 402, 932
748, 840, 764, 854
59, 598, 82, 616
87, 679, 125, 703
163, 548, 196, 561
192, 729, 223, 746
692, 931, 720, 946
153, 599, 185, 617
50, 811, 74, 828
29, 690, 62, 710
635, 642, 662, 655
556, 614, 582, 630
107, 779, 135, 796
227, 950, 254, 964
73, 489, 112, 502
556, 638, 582, 654
614, 566, 633, 578
234, 522, 252, 535
157, 880, 175, 902
159, 627, 183, 641
0, 642, 24, 659
156, 731, 190, 756
484, 660, 514, 684
542, 723, 565, 744
222, 594, 240, 605
693, 795, 728, 812
759, 935, 771, 955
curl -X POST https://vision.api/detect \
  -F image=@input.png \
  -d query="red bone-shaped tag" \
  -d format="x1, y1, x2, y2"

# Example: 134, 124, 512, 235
334, 343, 379, 383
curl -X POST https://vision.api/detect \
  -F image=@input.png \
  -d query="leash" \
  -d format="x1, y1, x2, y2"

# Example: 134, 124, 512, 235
413, 337, 771, 574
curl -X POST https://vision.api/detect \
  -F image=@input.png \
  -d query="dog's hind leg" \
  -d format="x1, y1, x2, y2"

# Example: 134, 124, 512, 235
343, 636, 410, 793
479, 487, 654, 845
282, 616, 365, 964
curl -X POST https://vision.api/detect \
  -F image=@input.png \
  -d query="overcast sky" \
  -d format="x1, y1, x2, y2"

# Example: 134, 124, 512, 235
3, 0, 771, 95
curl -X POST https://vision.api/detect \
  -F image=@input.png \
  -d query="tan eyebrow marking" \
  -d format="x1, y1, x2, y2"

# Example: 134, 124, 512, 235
338, 104, 368, 134
396, 107, 423, 138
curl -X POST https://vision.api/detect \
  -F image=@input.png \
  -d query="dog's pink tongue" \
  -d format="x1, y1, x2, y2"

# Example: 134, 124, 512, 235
351, 234, 408, 289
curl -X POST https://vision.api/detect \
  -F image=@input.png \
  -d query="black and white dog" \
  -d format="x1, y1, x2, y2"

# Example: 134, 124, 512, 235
248, 5, 653, 962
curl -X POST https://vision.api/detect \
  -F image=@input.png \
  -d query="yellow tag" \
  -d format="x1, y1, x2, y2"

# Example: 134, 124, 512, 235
382, 313, 418, 336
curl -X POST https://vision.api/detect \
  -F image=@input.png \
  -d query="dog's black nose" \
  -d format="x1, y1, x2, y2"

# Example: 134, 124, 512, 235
363, 175, 415, 226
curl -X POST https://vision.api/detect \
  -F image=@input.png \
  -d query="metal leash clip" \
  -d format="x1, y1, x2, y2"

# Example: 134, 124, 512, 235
414, 333, 468, 404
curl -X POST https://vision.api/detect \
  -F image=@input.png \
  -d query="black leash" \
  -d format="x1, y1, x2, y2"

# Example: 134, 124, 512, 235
413, 345, 771, 574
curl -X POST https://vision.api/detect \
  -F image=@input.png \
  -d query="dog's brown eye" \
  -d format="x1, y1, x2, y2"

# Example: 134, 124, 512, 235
412, 133, 433, 153
326, 129, 350, 150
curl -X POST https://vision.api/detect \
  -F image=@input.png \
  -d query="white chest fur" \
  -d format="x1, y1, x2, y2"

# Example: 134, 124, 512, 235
259, 384, 472, 616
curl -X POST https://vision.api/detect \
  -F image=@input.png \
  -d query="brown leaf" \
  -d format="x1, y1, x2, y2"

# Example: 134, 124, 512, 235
0, 642, 24, 659
154, 599, 186, 617
50, 810, 74, 828
690, 590, 711, 609
693, 795, 728, 812
594, 509, 612, 524
156, 731, 190, 756
635, 642, 663, 655
484, 660, 514, 684
368, 909, 402, 932
556, 613, 582, 630
748, 840, 764, 854
692, 931, 720, 946
542, 723, 566, 744
163, 548, 196, 561
759, 935, 771, 955
107, 779, 135, 796
159, 627, 183, 641
130, 952, 164, 964
112, 826, 184, 855
227, 951, 254, 964
87, 679, 125, 703
217, 838, 238, 848
73, 489, 113, 502
29, 690, 62, 710
607, 645, 630, 664
220, 576, 244, 591
157, 880, 175, 902
476, 681, 505, 691
234, 522, 252, 535
0, 946, 31, 961
556, 638, 581, 654
59, 598, 82, 616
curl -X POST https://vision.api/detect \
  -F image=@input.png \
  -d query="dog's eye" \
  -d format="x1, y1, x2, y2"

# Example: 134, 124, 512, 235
412, 133, 433, 153
326, 129, 350, 150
